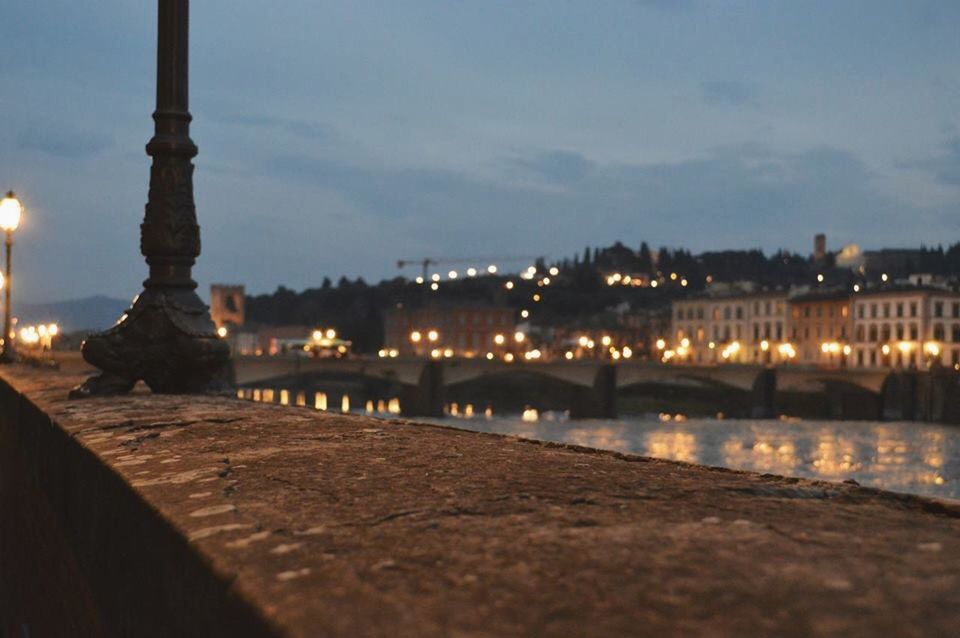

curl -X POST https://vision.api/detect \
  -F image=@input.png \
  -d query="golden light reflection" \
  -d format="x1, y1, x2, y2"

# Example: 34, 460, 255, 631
646, 432, 697, 463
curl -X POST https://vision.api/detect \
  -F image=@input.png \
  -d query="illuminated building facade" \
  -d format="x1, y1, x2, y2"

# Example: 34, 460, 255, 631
384, 305, 516, 358
787, 291, 852, 365
849, 287, 960, 369
670, 291, 788, 364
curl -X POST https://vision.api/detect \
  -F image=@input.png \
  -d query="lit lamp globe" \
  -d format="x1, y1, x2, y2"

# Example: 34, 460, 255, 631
0, 192, 22, 233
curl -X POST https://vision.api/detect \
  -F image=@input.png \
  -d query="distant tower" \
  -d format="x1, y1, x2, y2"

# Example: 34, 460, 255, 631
210, 284, 245, 329
814, 234, 826, 261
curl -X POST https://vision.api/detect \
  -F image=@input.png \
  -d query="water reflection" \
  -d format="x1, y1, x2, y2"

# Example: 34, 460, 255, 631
433, 416, 960, 500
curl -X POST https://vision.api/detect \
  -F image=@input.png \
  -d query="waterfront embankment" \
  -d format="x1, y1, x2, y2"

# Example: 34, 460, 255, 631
2, 365, 959, 636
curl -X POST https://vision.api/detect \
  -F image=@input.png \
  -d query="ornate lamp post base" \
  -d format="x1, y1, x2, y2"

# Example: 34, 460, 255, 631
69, 288, 230, 397
70, 0, 230, 398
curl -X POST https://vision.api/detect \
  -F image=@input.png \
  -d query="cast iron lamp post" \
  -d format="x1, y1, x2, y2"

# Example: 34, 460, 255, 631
0, 191, 22, 364
71, 0, 230, 397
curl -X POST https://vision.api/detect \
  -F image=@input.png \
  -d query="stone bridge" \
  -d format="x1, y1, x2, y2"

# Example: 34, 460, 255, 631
233, 356, 960, 422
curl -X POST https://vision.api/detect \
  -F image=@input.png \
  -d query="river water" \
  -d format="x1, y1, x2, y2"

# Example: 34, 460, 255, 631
418, 414, 960, 500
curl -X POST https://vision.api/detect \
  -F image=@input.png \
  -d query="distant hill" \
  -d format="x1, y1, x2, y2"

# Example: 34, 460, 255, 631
17, 295, 130, 334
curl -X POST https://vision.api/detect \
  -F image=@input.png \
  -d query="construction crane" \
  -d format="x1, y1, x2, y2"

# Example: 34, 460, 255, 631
397, 256, 542, 282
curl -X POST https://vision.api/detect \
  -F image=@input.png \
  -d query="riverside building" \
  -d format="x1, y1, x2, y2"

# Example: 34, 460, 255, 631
849, 286, 960, 370
384, 305, 516, 358
670, 291, 788, 364
787, 290, 852, 366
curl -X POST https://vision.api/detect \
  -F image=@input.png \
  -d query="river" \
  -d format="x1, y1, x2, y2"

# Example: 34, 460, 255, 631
417, 413, 960, 500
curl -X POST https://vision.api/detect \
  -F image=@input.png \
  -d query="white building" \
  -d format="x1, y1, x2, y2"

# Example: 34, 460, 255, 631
850, 287, 960, 370
670, 291, 788, 364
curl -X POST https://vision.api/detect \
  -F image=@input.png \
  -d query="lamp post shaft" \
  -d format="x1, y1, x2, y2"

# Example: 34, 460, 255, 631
71, 0, 230, 397
1, 233, 12, 362
142, 0, 200, 289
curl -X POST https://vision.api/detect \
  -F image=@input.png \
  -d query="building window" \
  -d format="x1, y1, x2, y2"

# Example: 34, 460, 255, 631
910, 324, 918, 340
871, 304, 877, 318
881, 324, 891, 341
869, 326, 878, 342
935, 301, 944, 318
856, 326, 864, 341
910, 302, 917, 317
953, 303, 960, 319
858, 305, 864, 319
895, 324, 904, 340
883, 303, 890, 318
934, 323, 945, 340
953, 325, 960, 343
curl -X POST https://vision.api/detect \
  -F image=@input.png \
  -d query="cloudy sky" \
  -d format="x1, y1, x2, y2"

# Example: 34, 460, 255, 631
1, 0, 959, 303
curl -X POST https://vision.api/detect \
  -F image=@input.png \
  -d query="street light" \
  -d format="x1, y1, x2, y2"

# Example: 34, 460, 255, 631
0, 191, 22, 363
70, 0, 229, 397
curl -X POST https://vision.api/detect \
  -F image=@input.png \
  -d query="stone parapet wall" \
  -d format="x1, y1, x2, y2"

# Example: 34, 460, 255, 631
1, 366, 959, 637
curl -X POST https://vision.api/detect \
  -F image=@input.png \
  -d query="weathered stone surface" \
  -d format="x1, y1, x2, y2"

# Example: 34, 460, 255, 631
2, 365, 959, 637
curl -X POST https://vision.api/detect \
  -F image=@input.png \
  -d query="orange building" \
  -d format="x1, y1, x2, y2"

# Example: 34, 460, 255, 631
384, 305, 516, 357
787, 291, 852, 366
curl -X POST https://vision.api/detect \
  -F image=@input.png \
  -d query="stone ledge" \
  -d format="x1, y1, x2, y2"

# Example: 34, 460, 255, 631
1, 365, 959, 637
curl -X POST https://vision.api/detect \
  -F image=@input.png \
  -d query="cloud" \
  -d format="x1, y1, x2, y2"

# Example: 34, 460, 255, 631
216, 113, 332, 140
256, 143, 953, 261
700, 80, 759, 107
17, 126, 113, 159
632, 0, 697, 11
510, 150, 595, 184
900, 137, 960, 187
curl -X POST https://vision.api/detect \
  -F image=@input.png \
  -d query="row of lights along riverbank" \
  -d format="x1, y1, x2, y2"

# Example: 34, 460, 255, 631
381, 328, 636, 362
655, 336, 949, 367
239, 388, 508, 421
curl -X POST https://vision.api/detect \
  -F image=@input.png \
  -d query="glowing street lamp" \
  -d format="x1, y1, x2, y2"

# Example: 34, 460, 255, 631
0, 191, 22, 363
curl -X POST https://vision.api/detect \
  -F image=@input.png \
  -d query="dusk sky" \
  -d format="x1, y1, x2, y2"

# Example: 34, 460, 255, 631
2, 0, 959, 303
